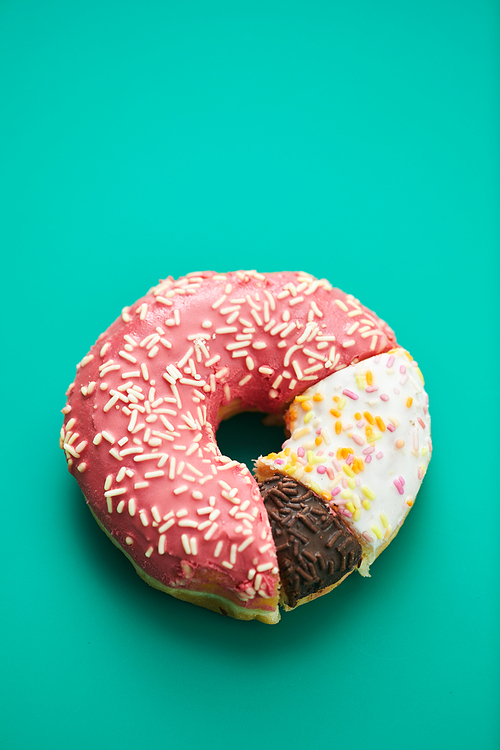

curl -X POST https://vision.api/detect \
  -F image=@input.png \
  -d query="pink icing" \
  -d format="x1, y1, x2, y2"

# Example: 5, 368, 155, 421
61, 270, 396, 613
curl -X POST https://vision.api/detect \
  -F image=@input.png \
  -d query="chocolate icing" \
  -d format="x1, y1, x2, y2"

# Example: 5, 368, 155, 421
259, 474, 362, 608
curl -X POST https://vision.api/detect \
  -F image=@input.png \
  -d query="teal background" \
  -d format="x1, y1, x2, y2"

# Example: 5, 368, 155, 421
1, 1, 499, 748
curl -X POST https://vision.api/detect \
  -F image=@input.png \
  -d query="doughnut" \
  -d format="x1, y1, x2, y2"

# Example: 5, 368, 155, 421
60, 270, 401, 624
256, 346, 432, 579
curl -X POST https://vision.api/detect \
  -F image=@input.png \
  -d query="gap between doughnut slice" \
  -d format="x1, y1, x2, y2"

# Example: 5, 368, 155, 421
60, 270, 430, 624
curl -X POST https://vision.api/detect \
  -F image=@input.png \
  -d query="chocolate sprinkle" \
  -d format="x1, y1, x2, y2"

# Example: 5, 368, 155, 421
259, 474, 362, 608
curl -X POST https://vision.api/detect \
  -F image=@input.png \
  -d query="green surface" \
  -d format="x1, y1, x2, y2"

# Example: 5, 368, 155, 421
2, 1, 499, 748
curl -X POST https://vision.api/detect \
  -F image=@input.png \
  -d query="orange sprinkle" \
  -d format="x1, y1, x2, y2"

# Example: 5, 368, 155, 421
365, 425, 373, 437
321, 491, 331, 502
354, 412, 362, 421
407, 498, 414, 507
352, 461, 360, 474
330, 409, 341, 418
366, 370, 373, 385
304, 464, 313, 473
406, 397, 413, 408
301, 401, 312, 411
336, 448, 343, 460
333, 395, 340, 402
341, 447, 349, 459
313, 394, 324, 402
315, 436, 322, 446
375, 416, 386, 431
364, 411, 375, 425
284, 447, 291, 456
335, 420, 342, 435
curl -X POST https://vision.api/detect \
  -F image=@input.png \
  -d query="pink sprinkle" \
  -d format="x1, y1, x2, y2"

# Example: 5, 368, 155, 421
332, 458, 341, 472
363, 446, 375, 455
365, 385, 379, 392
331, 486, 341, 496
428, 437, 433, 452
342, 389, 359, 400
342, 477, 348, 489
418, 467, 423, 480
380, 393, 389, 401
297, 447, 305, 458
326, 466, 335, 480
386, 355, 395, 368
352, 434, 365, 446
418, 418, 426, 429
365, 454, 372, 463
393, 479, 404, 495
376, 451, 383, 460
400, 365, 406, 374
399, 475, 405, 485
316, 428, 322, 434
316, 465, 326, 474
341, 509, 353, 518
393, 387, 400, 394
356, 420, 365, 428
400, 374, 409, 385
346, 453, 354, 465
387, 423, 395, 432
274, 458, 284, 465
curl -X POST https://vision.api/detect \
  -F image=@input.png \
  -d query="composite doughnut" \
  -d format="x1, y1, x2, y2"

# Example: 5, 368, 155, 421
60, 270, 398, 624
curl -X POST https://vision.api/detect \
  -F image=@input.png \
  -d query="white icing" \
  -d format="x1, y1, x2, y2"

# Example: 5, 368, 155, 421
256, 348, 432, 566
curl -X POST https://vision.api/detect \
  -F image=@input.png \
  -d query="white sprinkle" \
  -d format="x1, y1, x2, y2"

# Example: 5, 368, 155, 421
212, 294, 227, 309
104, 487, 126, 498
173, 484, 188, 495
204, 523, 218, 540
256, 562, 274, 572
214, 541, 223, 558
334, 299, 349, 311
181, 534, 191, 554
238, 537, 254, 552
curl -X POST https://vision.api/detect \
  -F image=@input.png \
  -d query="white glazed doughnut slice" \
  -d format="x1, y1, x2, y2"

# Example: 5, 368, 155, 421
255, 347, 432, 574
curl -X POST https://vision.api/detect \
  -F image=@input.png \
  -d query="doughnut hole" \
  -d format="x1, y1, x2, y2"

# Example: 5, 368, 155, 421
216, 410, 286, 473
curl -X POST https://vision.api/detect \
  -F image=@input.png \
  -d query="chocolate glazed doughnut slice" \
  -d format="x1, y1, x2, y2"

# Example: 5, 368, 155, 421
258, 474, 362, 610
